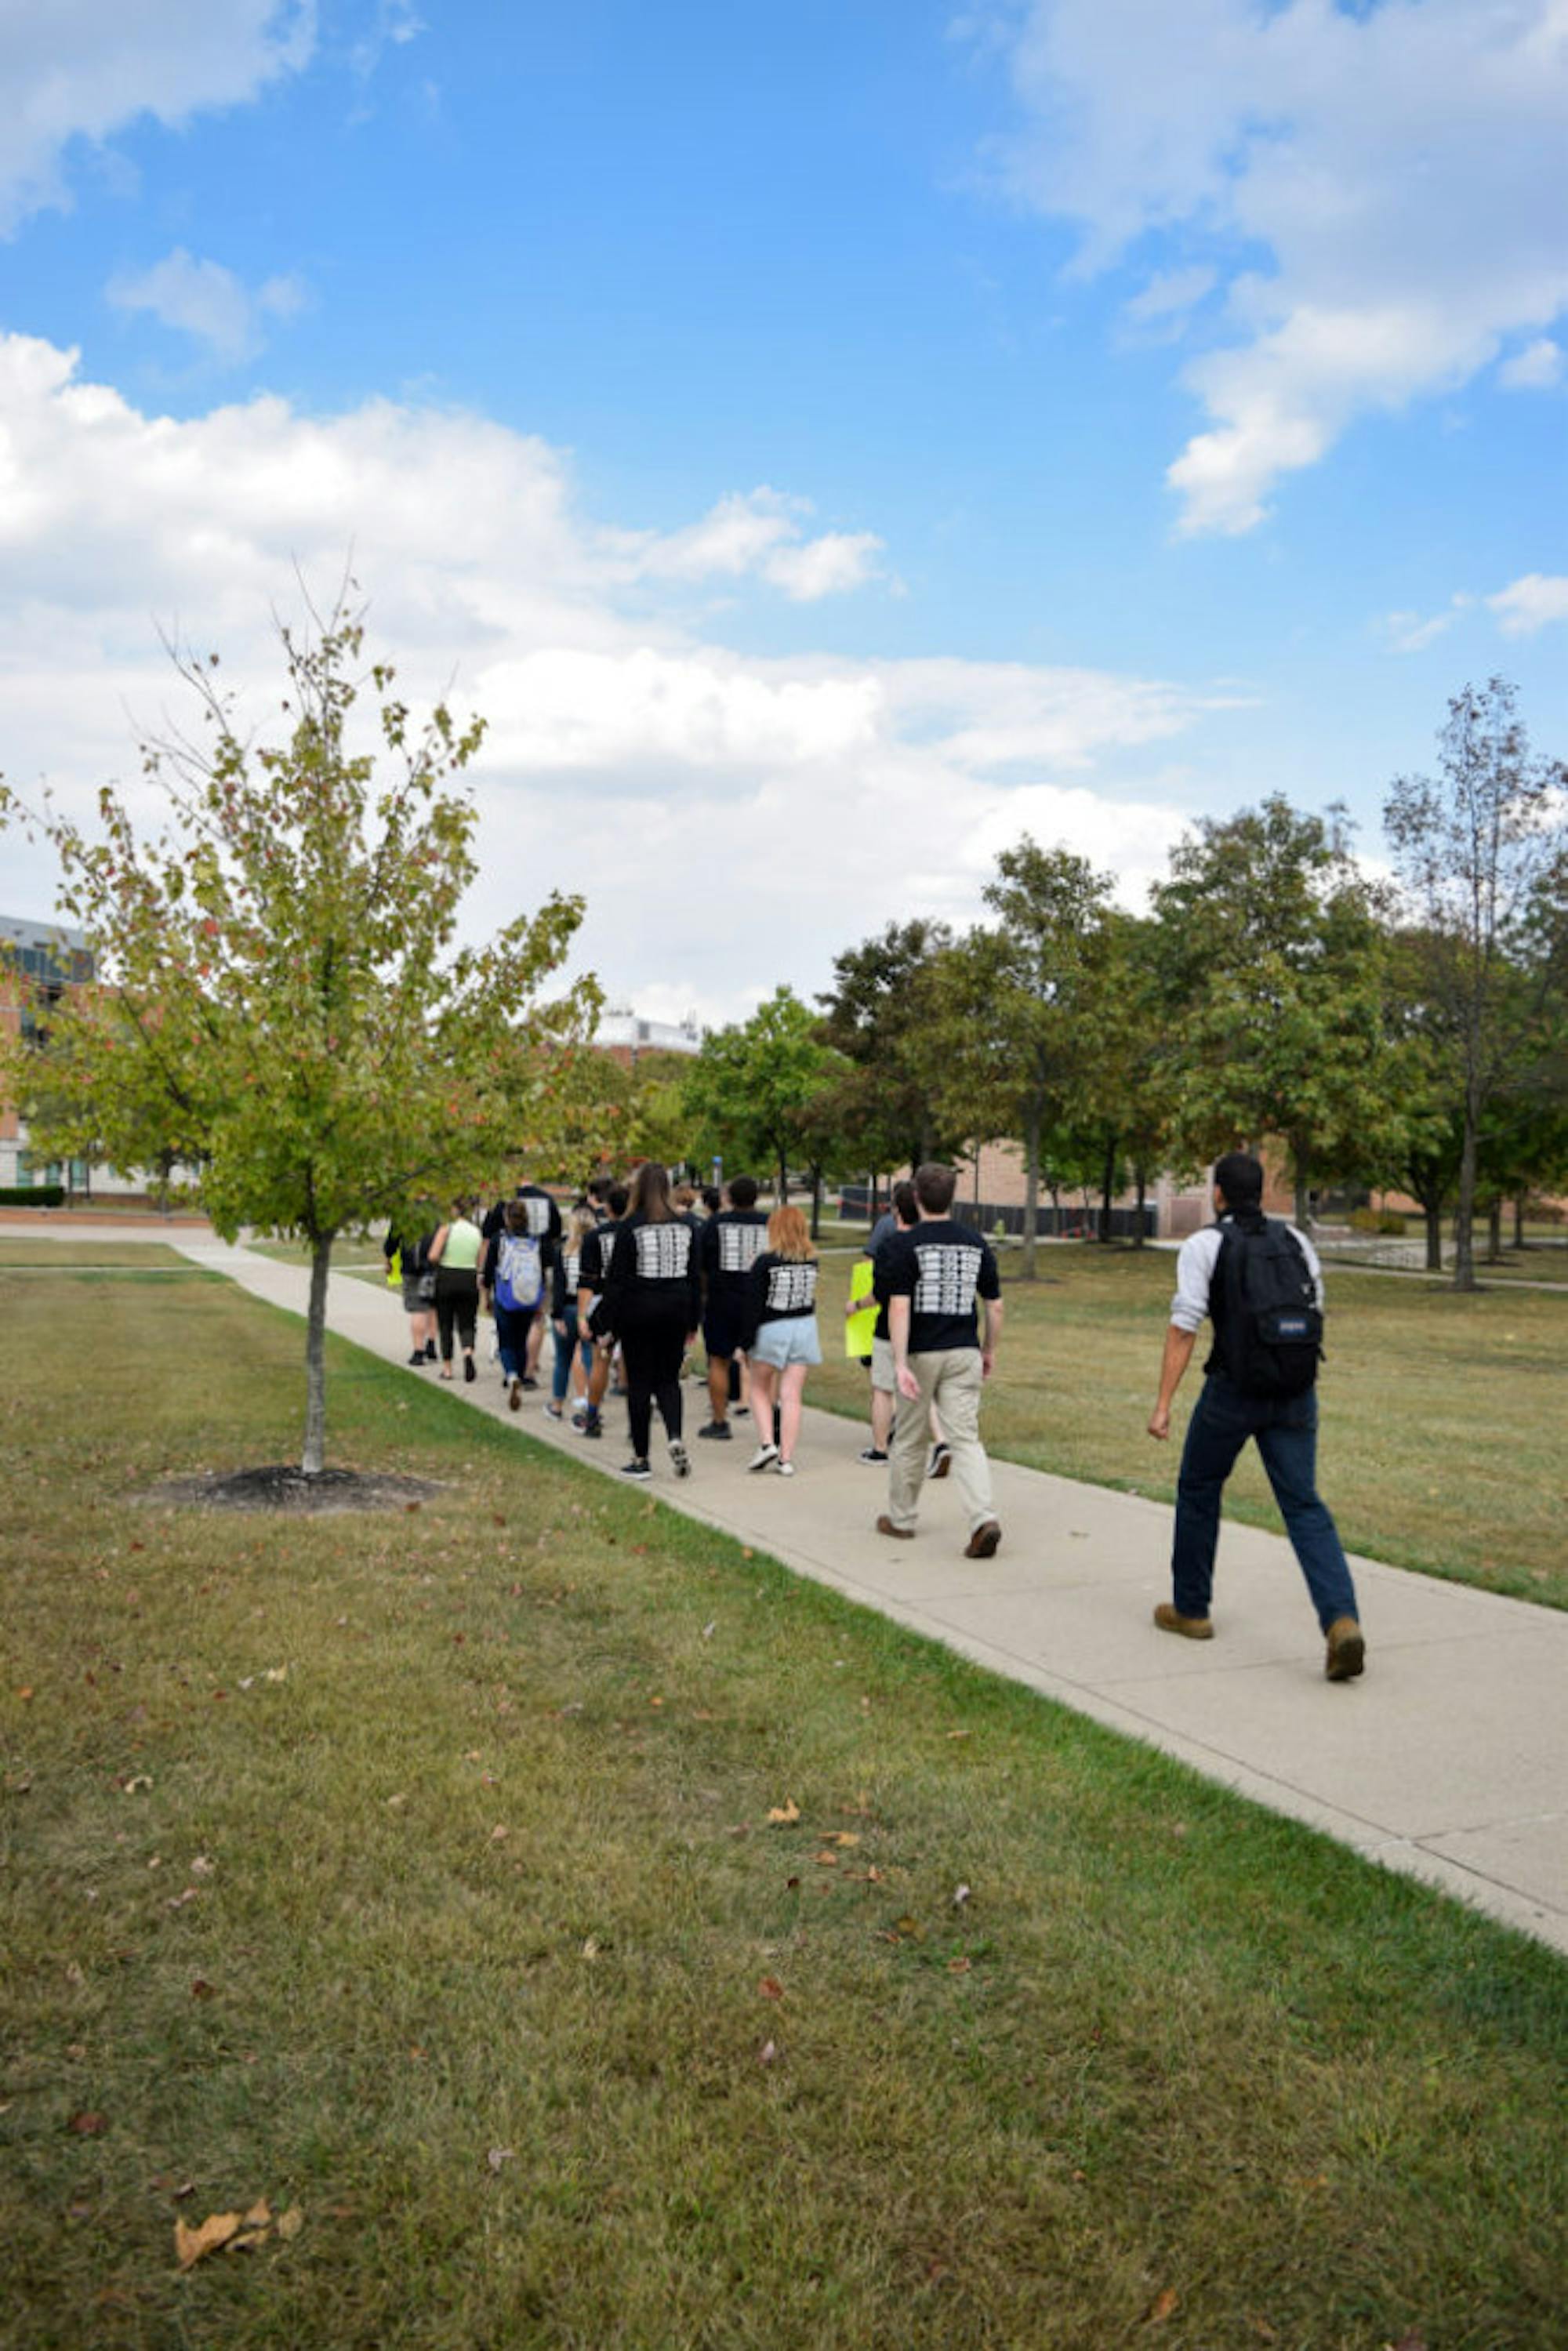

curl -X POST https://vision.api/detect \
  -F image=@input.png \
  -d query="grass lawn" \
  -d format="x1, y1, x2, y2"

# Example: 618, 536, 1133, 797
806, 1243, 1568, 1612
0, 1240, 194, 1270
2, 1266, 1566, 2349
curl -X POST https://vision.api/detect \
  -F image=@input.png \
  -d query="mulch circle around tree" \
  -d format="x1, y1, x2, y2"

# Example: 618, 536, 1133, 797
137, 1466, 446, 1515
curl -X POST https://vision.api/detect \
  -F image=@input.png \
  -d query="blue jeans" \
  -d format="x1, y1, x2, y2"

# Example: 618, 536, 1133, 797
1172, 1375, 1359, 1632
493, 1303, 535, 1383
551, 1320, 593, 1403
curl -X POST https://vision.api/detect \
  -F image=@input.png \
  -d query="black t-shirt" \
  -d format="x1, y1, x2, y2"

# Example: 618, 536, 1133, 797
605, 1212, 702, 1326
880, 1218, 1000, 1354
578, 1218, 619, 1293
700, 1208, 770, 1298
745, 1252, 818, 1338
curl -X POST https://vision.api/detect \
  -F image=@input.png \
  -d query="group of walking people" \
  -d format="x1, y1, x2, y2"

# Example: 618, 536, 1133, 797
386, 1160, 835, 1483
388, 1142, 1364, 1678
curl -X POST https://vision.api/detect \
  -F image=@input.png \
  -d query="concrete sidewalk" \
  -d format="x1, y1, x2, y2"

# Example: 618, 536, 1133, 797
172, 1236, 1568, 1960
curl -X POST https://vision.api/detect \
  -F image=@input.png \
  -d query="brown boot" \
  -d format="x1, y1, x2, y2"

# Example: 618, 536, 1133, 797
1153, 1603, 1214, 1641
1324, 1616, 1366, 1682
875, 1514, 915, 1541
963, 1521, 1001, 1558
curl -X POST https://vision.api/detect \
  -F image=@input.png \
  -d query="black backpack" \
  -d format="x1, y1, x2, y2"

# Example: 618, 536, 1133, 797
1214, 1217, 1323, 1398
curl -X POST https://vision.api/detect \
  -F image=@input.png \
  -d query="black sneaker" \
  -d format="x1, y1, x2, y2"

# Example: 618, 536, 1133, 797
463, 1356, 477, 1384
619, 1458, 652, 1481
423, 1341, 437, 1362
928, 1442, 952, 1480
407, 1351, 426, 1366
581, 1412, 603, 1439
697, 1420, 731, 1440
669, 1440, 691, 1479
521, 1376, 539, 1391
858, 1446, 889, 1464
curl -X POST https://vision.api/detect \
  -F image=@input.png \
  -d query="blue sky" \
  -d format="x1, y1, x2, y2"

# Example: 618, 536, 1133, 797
1, 1, 1563, 1021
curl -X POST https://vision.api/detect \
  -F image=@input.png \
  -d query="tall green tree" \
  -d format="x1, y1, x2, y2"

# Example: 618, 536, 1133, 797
681, 985, 844, 1201
927, 840, 1112, 1277
817, 918, 961, 1181
0, 600, 606, 1473
1385, 679, 1568, 1290
1152, 796, 1400, 1224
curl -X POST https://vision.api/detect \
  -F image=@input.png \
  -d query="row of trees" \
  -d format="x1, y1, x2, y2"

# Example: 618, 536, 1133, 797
628, 680, 1568, 1291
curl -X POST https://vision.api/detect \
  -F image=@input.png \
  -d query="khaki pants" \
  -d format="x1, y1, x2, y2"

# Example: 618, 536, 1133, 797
887, 1348, 994, 1533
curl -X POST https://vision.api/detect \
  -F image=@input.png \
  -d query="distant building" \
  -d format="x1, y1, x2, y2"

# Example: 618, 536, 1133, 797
0, 914, 106, 1193
595, 1003, 704, 1067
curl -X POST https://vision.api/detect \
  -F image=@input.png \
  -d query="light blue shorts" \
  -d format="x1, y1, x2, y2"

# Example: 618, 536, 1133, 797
749, 1316, 822, 1370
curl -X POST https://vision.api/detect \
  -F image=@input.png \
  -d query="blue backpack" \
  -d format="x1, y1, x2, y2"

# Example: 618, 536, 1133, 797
494, 1231, 544, 1313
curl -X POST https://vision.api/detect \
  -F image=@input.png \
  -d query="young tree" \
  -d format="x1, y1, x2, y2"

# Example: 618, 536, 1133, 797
1385, 680, 1568, 1290
0, 600, 607, 1472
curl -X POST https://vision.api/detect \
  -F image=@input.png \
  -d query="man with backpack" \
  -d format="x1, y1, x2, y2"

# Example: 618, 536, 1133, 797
1147, 1151, 1365, 1682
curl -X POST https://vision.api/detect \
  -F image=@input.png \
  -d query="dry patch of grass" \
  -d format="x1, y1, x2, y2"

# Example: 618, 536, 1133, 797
1, 1267, 1564, 2349
808, 1243, 1568, 1609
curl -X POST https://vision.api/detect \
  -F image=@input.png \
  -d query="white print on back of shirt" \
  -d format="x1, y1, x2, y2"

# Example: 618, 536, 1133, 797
913, 1243, 982, 1318
563, 1252, 580, 1292
718, 1222, 765, 1275
521, 1195, 553, 1238
635, 1224, 692, 1281
766, 1262, 817, 1314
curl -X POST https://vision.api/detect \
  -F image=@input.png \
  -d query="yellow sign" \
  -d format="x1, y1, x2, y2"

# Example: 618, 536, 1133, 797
845, 1256, 877, 1357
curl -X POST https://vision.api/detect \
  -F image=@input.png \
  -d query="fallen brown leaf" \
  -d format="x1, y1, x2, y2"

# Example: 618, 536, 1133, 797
766, 1800, 800, 1825
67, 2111, 107, 2136
275, 2204, 304, 2241
175, 2211, 243, 2269
1145, 2286, 1179, 2324
758, 1975, 785, 2000
815, 1851, 839, 1867
242, 2199, 270, 2228
895, 1915, 924, 1940
947, 1956, 972, 1975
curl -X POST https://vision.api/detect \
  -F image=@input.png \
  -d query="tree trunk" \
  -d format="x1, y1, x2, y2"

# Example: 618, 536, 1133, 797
303, 1232, 335, 1475
1099, 1132, 1118, 1243
972, 1148, 982, 1214
809, 1166, 822, 1242
777, 1151, 788, 1205
1424, 1202, 1443, 1273
1452, 1108, 1479, 1292
1022, 1107, 1041, 1280
1485, 1197, 1503, 1263
1293, 1150, 1312, 1232
1514, 1192, 1526, 1251
1134, 1164, 1148, 1249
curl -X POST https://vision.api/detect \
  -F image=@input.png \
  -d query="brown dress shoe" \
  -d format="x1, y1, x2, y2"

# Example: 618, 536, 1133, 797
1324, 1616, 1366, 1681
1153, 1603, 1214, 1640
875, 1514, 915, 1540
963, 1521, 1001, 1558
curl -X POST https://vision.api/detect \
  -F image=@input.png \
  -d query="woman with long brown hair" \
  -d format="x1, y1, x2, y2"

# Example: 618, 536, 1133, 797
601, 1162, 702, 1480
742, 1203, 821, 1476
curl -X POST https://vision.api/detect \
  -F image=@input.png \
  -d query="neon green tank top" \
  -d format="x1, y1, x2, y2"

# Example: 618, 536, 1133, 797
441, 1217, 481, 1270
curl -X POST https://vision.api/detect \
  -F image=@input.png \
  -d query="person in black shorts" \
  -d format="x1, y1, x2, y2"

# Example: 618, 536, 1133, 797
697, 1175, 769, 1440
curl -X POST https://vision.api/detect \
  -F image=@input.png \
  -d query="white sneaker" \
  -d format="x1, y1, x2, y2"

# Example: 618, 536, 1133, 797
775, 1459, 796, 1478
669, 1440, 691, 1479
747, 1443, 779, 1473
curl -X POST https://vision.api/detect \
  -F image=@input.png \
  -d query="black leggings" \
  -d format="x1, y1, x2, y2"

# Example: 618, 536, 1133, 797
435, 1268, 478, 1360
618, 1309, 687, 1458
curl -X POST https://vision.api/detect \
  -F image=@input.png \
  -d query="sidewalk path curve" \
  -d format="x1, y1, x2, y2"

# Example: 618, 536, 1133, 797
172, 1236, 1568, 1959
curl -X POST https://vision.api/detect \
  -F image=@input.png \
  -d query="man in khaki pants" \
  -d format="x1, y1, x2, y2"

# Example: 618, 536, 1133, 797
877, 1163, 1004, 1557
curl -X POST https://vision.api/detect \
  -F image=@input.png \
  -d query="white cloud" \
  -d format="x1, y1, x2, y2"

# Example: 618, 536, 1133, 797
993, 0, 1568, 533
1487, 574, 1568, 636
0, 2, 315, 233
610, 488, 884, 602
1123, 265, 1218, 334
0, 331, 1218, 1027
107, 248, 307, 364
1499, 336, 1564, 391
1378, 596, 1473, 656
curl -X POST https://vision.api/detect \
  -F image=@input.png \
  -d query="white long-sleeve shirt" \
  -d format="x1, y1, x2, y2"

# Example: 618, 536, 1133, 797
1169, 1217, 1326, 1334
